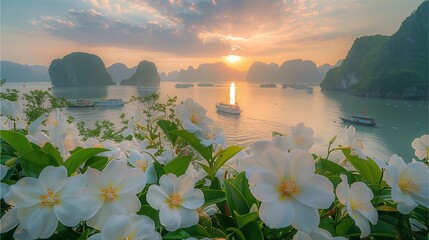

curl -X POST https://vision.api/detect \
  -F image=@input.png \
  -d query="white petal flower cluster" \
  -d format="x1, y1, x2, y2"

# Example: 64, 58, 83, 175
246, 147, 335, 232
293, 228, 347, 240
336, 175, 378, 238
128, 149, 158, 184
384, 154, 428, 214
2, 166, 86, 239
175, 98, 225, 146
0, 164, 9, 199
411, 134, 429, 160
88, 214, 161, 240
147, 173, 204, 231
82, 160, 147, 230
287, 122, 315, 151
343, 125, 366, 159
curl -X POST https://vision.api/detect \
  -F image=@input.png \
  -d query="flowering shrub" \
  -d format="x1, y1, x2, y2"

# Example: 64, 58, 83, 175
0, 90, 428, 240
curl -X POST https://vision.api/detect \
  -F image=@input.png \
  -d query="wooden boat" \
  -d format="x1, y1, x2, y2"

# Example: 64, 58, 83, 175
175, 83, 194, 88
69, 99, 95, 108
197, 83, 214, 87
340, 115, 376, 126
216, 102, 242, 114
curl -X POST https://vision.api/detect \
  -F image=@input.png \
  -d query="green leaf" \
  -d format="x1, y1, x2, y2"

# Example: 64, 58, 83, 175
164, 230, 191, 239
182, 225, 210, 238
341, 148, 382, 184
234, 211, 259, 229
64, 148, 109, 176
336, 217, 355, 236
226, 227, 246, 240
169, 130, 212, 160
0, 130, 33, 155
153, 160, 165, 182
202, 188, 226, 206
41, 142, 63, 166
157, 120, 178, 144
198, 162, 215, 178
214, 146, 243, 173
241, 221, 264, 240
84, 156, 109, 171
163, 155, 192, 176
19, 149, 59, 177
138, 205, 161, 228
232, 172, 257, 207
317, 158, 347, 174
77, 229, 90, 240
369, 219, 399, 238
224, 180, 250, 216
214, 213, 235, 231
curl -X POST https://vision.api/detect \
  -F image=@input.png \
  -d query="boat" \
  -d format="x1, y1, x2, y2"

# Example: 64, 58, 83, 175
175, 83, 194, 88
305, 87, 313, 94
197, 83, 214, 87
69, 99, 95, 108
93, 99, 124, 106
216, 102, 242, 114
340, 115, 376, 126
282, 84, 288, 88
139, 86, 159, 92
260, 83, 277, 88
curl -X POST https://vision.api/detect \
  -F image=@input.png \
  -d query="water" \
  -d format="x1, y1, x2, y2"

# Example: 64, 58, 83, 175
3, 82, 428, 161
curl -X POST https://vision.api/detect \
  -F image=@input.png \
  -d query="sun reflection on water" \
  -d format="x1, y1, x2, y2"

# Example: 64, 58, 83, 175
229, 82, 236, 105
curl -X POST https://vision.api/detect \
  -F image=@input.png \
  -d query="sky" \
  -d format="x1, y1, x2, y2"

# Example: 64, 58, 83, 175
0, 0, 425, 72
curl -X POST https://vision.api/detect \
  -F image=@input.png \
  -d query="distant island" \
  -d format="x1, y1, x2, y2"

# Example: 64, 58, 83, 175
107, 63, 137, 84
120, 60, 160, 86
0, 61, 49, 82
49, 52, 114, 87
174, 62, 246, 83
320, 1, 428, 99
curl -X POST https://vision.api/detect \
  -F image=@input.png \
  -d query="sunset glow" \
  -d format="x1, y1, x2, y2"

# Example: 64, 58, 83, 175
229, 82, 236, 105
226, 55, 241, 63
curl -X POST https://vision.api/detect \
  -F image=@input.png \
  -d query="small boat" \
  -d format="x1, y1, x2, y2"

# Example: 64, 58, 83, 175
93, 99, 124, 106
175, 83, 194, 88
260, 83, 277, 88
216, 102, 242, 114
69, 99, 95, 108
139, 86, 159, 92
282, 84, 288, 88
340, 115, 376, 126
305, 87, 313, 94
197, 83, 214, 87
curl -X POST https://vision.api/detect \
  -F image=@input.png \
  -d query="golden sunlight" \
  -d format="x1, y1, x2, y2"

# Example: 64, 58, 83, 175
225, 55, 241, 63
229, 82, 236, 105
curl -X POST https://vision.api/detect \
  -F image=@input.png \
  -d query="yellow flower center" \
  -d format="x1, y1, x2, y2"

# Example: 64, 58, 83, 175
295, 136, 306, 146
93, 143, 104, 148
191, 112, 201, 124
135, 160, 148, 171
40, 189, 59, 208
279, 180, 298, 198
64, 137, 76, 151
101, 185, 118, 201
398, 178, 419, 193
349, 198, 370, 212
168, 194, 183, 208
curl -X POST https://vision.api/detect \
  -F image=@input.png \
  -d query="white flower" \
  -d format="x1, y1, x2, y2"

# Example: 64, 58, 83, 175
0, 207, 33, 240
88, 214, 161, 240
293, 228, 347, 240
147, 173, 204, 231
246, 148, 335, 232
156, 148, 175, 165
128, 149, 157, 184
287, 122, 314, 151
44, 108, 66, 130
3, 166, 86, 239
83, 160, 147, 230
0, 164, 9, 199
85, 138, 123, 159
384, 154, 428, 214
336, 174, 378, 238
343, 125, 366, 159
50, 125, 83, 159
26, 114, 51, 147
175, 98, 212, 133
122, 108, 147, 138
196, 126, 226, 147
411, 134, 429, 160
0, 99, 21, 118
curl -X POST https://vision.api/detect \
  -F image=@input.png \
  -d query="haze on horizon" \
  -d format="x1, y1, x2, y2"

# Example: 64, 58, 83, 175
0, 0, 424, 73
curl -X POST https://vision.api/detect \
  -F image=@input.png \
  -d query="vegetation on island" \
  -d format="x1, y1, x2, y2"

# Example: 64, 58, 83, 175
0, 85, 428, 240
321, 1, 428, 99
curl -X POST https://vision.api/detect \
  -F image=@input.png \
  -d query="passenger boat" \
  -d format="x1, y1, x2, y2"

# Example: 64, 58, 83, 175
139, 86, 159, 92
175, 83, 194, 88
340, 115, 376, 126
260, 83, 277, 88
197, 83, 215, 87
93, 99, 124, 106
69, 99, 95, 108
216, 102, 242, 114
305, 87, 313, 94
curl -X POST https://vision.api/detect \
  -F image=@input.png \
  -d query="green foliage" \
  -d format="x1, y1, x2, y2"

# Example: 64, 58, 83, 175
0, 130, 33, 155
23, 90, 69, 121
0, 79, 20, 101
63, 148, 109, 175
163, 155, 192, 176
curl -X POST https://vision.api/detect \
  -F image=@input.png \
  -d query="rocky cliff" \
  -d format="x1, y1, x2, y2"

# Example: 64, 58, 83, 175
277, 59, 323, 84
49, 52, 114, 87
120, 61, 160, 86
107, 63, 137, 83
320, 1, 428, 99
1, 61, 49, 82
247, 62, 279, 82
177, 62, 245, 82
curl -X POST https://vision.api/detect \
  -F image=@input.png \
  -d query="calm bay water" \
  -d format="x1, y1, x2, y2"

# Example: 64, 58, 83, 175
4, 82, 428, 161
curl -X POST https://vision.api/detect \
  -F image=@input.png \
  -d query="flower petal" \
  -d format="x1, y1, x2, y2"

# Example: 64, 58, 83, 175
181, 189, 204, 209
335, 175, 349, 205
147, 185, 169, 210
5, 178, 45, 207
0, 207, 20, 233
351, 210, 371, 238
290, 199, 319, 232
177, 174, 195, 196
159, 174, 177, 195
19, 206, 58, 239
293, 175, 334, 209
100, 215, 130, 240
110, 195, 141, 214
39, 166, 67, 193
86, 203, 113, 230
159, 205, 181, 231
54, 197, 85, 226
248, 170, 280, 203
130, 214, 157, 239
177, 207, 199, 228
117, 168, 147, 195
259, 199, 294, 229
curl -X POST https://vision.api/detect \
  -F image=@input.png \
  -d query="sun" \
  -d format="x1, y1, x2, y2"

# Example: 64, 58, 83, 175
225, 55, 241, 63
